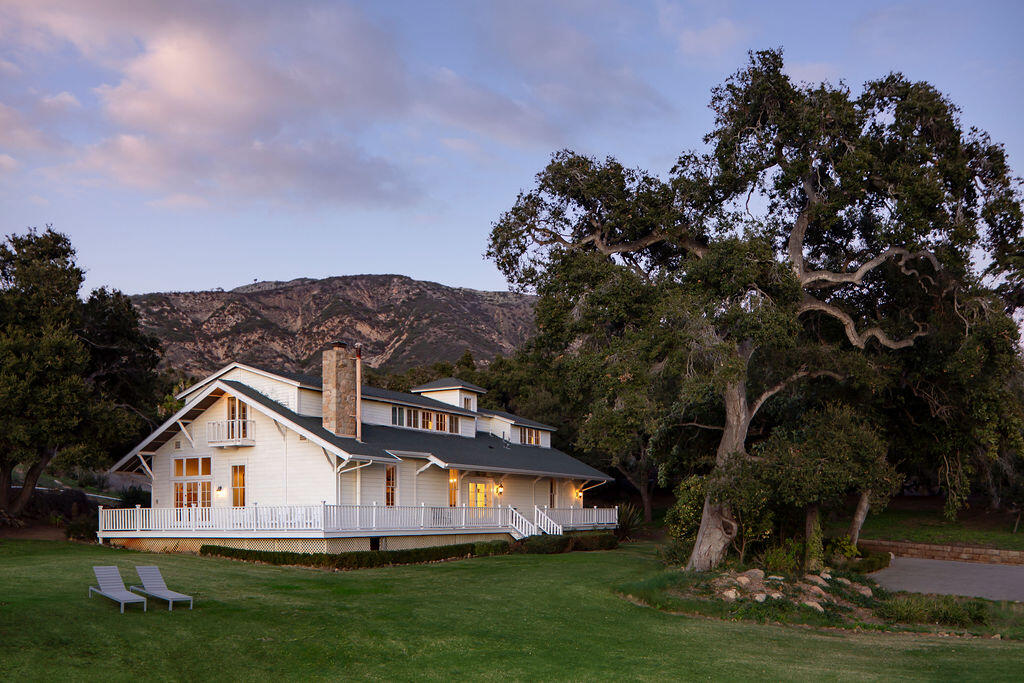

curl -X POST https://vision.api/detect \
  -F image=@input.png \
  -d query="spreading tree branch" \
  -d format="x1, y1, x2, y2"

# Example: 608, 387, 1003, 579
797, 296, 929, 349
748, 367, 845, 419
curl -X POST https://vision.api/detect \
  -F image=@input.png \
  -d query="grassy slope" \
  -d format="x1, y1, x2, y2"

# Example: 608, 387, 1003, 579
853, 508, 1024, 551
1, 540, 1021, 681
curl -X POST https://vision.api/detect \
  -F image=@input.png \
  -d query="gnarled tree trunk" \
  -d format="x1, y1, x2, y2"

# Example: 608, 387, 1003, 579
7, 450, 56, 517
804, 503, 823, 571
686, 377, 750, 570
848, 490, 871, 546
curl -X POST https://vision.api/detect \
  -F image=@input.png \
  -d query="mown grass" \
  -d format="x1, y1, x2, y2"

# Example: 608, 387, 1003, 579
1, 539, 1023, 681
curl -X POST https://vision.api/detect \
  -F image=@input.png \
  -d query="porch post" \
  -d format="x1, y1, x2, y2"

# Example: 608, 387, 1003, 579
372, 501, 377, 529
420, 502, 425, 529
135, 504, 141, 532
321, 500, 326, 532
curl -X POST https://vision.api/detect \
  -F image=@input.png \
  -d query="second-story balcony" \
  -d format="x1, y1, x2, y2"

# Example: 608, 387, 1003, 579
206, 419, 255, 447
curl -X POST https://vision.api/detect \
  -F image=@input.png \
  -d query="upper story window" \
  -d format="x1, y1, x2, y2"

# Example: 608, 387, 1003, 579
463, 397, 472, 411
520, 427, 541, 446
389, 405, 461, 435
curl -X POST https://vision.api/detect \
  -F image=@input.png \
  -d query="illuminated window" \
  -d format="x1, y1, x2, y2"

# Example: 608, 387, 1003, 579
448, 470, 459, 507
385, 465, 397, 506
226, 397, 248, 438
172, 457, 212, 508
520, 427, 541, 446
468, 481, 490, 508
422, 411, 433, 430
231, 465, 246, 507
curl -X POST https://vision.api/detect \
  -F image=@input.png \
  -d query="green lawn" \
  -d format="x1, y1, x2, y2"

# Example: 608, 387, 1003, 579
852, 507, 1024, 551
1, 540, 1022, 681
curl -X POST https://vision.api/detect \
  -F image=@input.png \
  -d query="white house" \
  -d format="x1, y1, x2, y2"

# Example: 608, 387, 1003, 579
102, 342, 617, 553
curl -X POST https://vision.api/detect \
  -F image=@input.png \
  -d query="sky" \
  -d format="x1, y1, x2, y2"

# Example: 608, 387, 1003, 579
0, 0, 1022, 295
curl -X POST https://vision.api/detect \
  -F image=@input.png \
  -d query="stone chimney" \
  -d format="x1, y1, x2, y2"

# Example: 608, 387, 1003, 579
322, 341, 361, 440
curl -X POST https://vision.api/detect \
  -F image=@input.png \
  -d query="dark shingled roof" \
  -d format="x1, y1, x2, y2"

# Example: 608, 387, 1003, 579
410, 377, 488, 394
223, 380, 611, 481
478, 408, 555, 431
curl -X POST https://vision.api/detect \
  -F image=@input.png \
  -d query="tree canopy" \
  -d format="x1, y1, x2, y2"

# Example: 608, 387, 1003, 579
487, 49, 1024, 570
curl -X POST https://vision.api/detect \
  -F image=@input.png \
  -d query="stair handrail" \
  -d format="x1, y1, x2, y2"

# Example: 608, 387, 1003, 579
533, 506, 563, 535
506, 505, 538, 539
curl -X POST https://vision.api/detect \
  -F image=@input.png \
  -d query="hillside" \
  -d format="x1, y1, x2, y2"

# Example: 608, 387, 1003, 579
132, 274, 535, 376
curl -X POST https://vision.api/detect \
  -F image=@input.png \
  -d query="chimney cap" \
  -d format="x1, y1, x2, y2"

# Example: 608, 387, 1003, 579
331, 340, 348, 349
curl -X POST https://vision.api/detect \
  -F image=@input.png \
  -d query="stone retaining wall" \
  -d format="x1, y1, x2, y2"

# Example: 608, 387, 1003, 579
859, 539, 1024, 566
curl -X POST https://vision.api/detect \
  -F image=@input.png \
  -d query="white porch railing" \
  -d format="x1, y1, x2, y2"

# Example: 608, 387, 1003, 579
533, 506, 563, 535
206, 420, 255, 446
542, 506, 618, 529
506, 506, 539, 539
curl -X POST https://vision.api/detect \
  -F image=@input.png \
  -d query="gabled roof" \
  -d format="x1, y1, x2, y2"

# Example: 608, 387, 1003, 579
110, 379, 400, 474
478, 408, 555, 431
410, 377, 488, 394
361, 385, 477, 417
356, 424, 613, 481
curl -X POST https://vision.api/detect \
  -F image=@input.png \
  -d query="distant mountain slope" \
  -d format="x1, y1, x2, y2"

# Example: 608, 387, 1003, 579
132, 274, 535, 376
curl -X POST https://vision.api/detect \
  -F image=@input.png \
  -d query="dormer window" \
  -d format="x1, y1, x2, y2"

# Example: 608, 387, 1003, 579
520, 427, 541, 445
463, 397, 472, 411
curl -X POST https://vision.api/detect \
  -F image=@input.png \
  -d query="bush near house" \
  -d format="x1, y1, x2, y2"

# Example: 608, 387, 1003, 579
200, 532, 619, 570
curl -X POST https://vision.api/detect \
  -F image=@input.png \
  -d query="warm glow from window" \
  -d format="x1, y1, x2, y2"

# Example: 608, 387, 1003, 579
231, 465, 246, 507
385, 465, 397, 507
448, 470, 458, 507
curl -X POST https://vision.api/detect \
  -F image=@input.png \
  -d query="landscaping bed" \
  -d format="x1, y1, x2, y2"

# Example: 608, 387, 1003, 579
618, 564, 1024, 640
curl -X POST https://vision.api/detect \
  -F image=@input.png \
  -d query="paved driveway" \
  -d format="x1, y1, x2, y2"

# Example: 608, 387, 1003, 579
872, 557, 1024, 602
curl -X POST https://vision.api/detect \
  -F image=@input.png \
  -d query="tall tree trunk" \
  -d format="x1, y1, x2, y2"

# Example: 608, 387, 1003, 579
8, 451, 55, 517
638, 480, 653, 524
0, 464, 11, 512
848, 490, 871, 546
804, 504, 823, 571
686, 377, 749, 571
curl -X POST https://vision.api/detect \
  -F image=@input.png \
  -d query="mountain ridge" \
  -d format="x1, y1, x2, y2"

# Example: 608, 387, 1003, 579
131, 274, 535, 376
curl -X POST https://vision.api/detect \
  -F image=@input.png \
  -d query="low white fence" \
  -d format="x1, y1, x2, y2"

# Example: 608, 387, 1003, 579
206, 419, 255, 445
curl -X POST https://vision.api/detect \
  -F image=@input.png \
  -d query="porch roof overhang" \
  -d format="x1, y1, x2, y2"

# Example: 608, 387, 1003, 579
108, 379, 396, 475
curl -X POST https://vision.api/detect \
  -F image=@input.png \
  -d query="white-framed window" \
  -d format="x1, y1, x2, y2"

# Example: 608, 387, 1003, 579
391, 405, 405, 426
231, 465, 246, 506
385, 465, 397, 507
448, 470, 459, 507
520, 427, 541, 445
408, 409, 419, 429
449, 415, 459, 434
172, 456, 212, 508
463, 397, 472, 411
467, 479, 491, 508
226, 397, 249, 439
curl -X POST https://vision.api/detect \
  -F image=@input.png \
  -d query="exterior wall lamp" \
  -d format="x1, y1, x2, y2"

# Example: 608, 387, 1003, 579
495, 483, 504, 495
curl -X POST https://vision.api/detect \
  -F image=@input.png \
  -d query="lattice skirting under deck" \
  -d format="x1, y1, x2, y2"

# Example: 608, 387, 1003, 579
108, 532, 512, 554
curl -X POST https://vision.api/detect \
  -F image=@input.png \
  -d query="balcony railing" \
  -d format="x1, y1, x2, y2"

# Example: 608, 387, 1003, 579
97, 503, 617, 539
206, 420, 255, 447
542, 506, 618, 529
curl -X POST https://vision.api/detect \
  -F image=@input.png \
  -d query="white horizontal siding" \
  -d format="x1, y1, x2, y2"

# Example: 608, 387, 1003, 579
219, 367, 298, 411
298, 388, 322, 416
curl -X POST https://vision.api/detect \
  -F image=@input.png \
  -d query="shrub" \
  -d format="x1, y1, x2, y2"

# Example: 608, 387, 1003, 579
75, 469, 109, 491
570, 532, 618, 551
824, 536, 860, 565
517, 534, 572, 554
849, 551, 890, 573
473, 540, 512, 556
25, 488, 94, 521
615, 503, 642, 541
118, 486, 151, 508
877, 594, 990, 627
760, 538, 803, 575
65, 512, 98, 541
664, 476, 706, 543
659, 539, 694, 566
200, 541, 483, 570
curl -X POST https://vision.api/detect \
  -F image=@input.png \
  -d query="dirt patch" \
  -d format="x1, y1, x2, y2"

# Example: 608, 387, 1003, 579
0, 524, 65, 541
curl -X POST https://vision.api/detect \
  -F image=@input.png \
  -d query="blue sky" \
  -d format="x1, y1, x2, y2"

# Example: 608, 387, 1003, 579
1, 0, 1021, 294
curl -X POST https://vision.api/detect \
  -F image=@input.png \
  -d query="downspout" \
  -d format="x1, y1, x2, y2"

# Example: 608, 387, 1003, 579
355, 343, 363, 442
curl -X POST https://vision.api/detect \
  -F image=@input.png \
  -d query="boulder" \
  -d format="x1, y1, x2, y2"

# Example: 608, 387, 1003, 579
806, 584, 826, 598
852, 584, 873, 598
753, 593, 767, 603
721, 588, 738, 602
819, 571, 832, 580
835, 577, 852, 586
768, 591, 783, 599
802, 600, 824, 613
735, 575, 751, 587
739, 568, 765, 581
804, 574, 829, 587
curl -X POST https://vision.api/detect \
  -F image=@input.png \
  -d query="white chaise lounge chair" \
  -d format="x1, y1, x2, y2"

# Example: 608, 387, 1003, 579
129, 565, 194, 611
90, 566, 147, 613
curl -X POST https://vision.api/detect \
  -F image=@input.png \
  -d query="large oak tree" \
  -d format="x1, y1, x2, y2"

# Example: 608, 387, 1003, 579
488, 50, 1023, 570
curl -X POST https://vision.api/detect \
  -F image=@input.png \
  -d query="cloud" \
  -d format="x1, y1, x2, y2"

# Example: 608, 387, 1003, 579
40, 91, 80, 109
656, 1, 750, 58
147, 193, 208, 209
0, 153, 19, 173
786, 61, 840, 85
0, 58, 21, 76
0, 102, 60, 150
